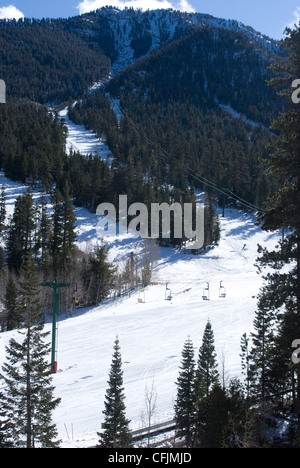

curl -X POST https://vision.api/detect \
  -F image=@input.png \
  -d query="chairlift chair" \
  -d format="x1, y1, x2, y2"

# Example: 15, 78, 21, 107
202, 282, 210, 301
219, 281, 226, 298
165, 283, 172, 301
138, 284, 145, 303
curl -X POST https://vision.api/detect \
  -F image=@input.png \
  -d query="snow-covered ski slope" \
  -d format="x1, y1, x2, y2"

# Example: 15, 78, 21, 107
0, 114, 281, 448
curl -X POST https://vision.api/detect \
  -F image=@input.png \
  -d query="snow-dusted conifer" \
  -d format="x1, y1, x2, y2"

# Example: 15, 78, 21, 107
174, 337, 196, 447
0, 252, 61, 448
97, 336, 132, 448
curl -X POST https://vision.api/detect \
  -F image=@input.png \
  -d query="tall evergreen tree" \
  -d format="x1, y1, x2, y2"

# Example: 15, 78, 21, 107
38, 192, 52, 275
50, 188, 76, 277
6, 189, 35, 272
60, 188, 77, 275
248, 302, 276, 405
256, 24, 300, 422
0, 390, 14, 448
97, 337, 131, 448
4, 275, 19, 331
240, 333, 251, 398
50, 188, 64, 277
82, 242, 115, 306
0, 252, 61, 448
0, 184, 6, 235
194, 320, 219, 446
195, 320, 219, 399
174, 337, 196, 447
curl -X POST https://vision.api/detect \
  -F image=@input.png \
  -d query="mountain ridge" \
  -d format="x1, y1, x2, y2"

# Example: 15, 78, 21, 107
0, 6, 284, 104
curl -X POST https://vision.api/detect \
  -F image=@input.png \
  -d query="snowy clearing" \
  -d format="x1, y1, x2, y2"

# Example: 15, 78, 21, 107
0, 112, 281, 448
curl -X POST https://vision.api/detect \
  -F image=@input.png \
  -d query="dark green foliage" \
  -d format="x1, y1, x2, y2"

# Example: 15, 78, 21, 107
0, 18, 110, 104
81, 242, 116, 306
110, 27, 281, 125
0, 102, 67, 188
195, 320, 219, 399
174, 337, 196, 447
0, 185, 5, 234
0, 253, 61, 448
50, 187, 77, 277
3, 275, 19, 331
249, 302, 277, 404
254, 24, 300, 419
175, 328, 257, 447
97, 337, 132, 448
6, 189, 35, 272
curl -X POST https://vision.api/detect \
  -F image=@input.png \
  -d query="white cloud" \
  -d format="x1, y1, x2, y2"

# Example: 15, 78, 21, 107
0, 5, 24, 20
287, 6, 300, 29
77, 0, 195, 15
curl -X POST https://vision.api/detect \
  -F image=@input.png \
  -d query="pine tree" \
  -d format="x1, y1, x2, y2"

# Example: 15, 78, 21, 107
194, 320, 219, 446
248, 302, 276, 406
0, 252, 61, 448
38, 192, 52, 275
240, 333, 251, 398
50, 187, 77, 277
174, 337, 196, 447
6, 189, 35, 272
0, 184, 6, 235
60, 189, 77, 275
50, 188, 64, 277
256, 24, 300, 421
4, 275, 19, 331
195, 320, 219, 399
82, 242, 115, 305
97, 337, 131, 448
201, 383, 228, 448
0, 390, 14, 448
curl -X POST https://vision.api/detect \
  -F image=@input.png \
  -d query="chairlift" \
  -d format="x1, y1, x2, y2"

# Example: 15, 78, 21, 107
202, 282, 210, 301
138, 284, 145, 303
72, 283, 79, 306
165, 282, 172, 301
219, 281, 226, 298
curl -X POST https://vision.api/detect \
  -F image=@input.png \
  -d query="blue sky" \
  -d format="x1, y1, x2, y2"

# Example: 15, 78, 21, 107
0, 0, 300, 39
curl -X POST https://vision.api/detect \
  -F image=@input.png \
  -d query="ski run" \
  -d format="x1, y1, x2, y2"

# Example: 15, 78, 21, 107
0, 108, 282, 448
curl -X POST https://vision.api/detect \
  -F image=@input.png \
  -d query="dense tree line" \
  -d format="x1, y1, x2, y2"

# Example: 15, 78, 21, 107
0, 183, 116, 331
0, 18, 110, 104
108, 26, 282, 126
0, 253, 61, 448
69, 30, 281, 211
0, 102, 67, 189
1, 9, 299, 449
249, 24, 300, 428
170, 24, 300, 448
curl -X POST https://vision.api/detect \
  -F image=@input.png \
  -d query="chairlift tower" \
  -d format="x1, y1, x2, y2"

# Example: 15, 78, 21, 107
40, 279, 70, 373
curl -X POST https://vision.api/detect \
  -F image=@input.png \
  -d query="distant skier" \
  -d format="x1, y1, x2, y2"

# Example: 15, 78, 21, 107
242, 244, 246, 250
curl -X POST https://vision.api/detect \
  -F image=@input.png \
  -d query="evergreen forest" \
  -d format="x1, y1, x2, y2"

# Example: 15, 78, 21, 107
0, 6, 299, 449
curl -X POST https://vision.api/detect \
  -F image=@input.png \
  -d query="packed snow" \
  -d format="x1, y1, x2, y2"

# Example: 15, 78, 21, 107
0, 113, 282, 448
59, 107, 113, 163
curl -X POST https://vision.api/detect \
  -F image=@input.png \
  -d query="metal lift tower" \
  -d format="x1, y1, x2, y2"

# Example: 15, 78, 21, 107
41, 279, 70, 373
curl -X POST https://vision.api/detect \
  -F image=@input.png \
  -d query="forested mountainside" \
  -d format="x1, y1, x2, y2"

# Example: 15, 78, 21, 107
0, 7, 283, 104
0, 7, 285, 250
69, 23, 283, 211
0, 18, 111, 103
62, 7, 283, 72
2, 7, 300, 449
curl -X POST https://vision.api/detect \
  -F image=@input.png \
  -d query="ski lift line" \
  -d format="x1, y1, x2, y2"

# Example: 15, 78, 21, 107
117, 104, 266, 215
221, 187, 265, 213
184, 167, 264, 213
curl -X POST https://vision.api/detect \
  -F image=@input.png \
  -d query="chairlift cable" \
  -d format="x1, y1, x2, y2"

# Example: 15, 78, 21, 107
116, 103, 266, 215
